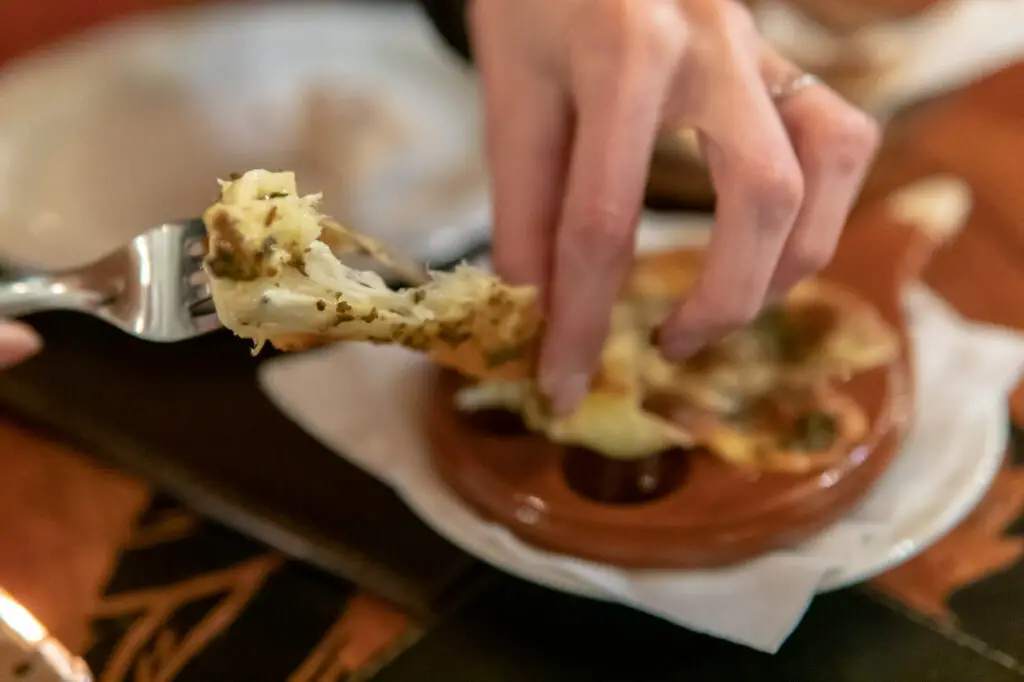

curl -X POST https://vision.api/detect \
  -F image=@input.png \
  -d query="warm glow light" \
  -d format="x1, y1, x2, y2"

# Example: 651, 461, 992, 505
0, 589, 47, 644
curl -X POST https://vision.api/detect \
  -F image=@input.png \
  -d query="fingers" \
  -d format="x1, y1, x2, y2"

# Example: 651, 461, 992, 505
471, 0, 879, 415
470, 10, 573, 297
0, 320, 41, 369
764, 54, 881, 294
540, 25, 680, 413
659, 37, 803, 360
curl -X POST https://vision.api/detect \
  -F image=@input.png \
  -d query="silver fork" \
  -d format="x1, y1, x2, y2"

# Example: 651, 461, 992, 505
0, 219, 220, 342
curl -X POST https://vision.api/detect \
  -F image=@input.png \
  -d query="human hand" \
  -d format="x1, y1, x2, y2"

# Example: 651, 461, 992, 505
469, 0, 880, 414
0, 320, 41, 369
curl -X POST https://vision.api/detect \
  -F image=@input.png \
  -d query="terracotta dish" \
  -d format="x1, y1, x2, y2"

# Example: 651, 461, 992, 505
426, 209, 928, 569
200, 169, 951, 570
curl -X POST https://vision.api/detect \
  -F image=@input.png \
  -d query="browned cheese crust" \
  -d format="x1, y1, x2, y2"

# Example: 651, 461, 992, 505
202, 170, 543, 381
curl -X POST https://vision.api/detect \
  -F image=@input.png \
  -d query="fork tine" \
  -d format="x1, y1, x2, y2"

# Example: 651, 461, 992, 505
191, 311, 222, 335
175, 217, 207, 246
178, 218, 213, 309
190, 298, 217, 318
185, 235, 208, 259
191, 280, 212, 306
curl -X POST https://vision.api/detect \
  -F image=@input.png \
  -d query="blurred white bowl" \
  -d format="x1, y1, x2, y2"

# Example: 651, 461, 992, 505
0, 1, 490, 270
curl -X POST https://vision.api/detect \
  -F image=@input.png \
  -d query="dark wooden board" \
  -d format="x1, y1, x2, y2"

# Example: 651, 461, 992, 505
0, 302, 481, 618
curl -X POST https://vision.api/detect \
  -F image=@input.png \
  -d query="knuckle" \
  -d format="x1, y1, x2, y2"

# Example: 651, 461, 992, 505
638, 4, 688, 64
761, 170, 805, 216
784, 238, 837, 276
722, 0, 758, 37
643, 19, 687, 66
805, 107, 881, 178
564, 204, 636, 266
739, 156, 805, 226
579, 0, 685, 70
696, 0, 757, 42
578, 4, 636, 63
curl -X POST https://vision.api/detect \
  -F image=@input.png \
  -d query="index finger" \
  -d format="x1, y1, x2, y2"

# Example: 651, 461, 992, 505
471, 16, 573, 295
540, 69, 670, 414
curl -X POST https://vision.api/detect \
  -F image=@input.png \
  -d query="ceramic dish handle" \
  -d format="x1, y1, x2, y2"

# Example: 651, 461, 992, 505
839, 174, 973, 289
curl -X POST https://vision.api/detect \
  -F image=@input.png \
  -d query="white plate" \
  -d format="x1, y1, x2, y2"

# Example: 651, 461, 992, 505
0, 1, 489, 270
435, 230, 1010, 595
822, 402, 1006, 590
389, 396, 1006, 598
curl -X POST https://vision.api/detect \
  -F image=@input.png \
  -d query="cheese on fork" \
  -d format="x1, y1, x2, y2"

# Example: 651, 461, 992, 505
202, 170, 542, 379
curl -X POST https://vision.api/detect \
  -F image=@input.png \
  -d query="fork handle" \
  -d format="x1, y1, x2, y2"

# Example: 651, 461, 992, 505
0, 276, 99, 318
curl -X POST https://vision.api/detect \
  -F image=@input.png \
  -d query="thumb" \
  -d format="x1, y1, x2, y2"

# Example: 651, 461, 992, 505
0, 320, 42, 369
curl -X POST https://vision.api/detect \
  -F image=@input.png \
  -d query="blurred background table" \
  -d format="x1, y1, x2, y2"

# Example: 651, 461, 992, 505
1, 0, 1024, 680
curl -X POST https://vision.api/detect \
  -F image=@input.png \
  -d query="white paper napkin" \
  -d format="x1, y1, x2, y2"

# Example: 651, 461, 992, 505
257, 282, 1024, 652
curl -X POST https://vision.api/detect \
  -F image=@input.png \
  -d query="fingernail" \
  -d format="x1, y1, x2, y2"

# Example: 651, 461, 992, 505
0, 322, 41, 369
541, 372, 591, 417
659, 333, 706, 362
765, 287, 790, 307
